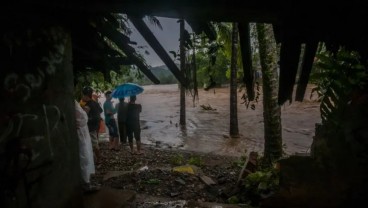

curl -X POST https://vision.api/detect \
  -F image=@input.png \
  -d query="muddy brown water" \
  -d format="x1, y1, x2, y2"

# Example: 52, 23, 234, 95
99, 84, 321, 157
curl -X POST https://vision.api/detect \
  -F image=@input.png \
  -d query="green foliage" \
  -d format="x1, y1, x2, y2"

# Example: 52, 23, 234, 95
188, 155, 202, 166
170, 153, 184, 166
196, 46, 230, 88
240, 81, 261, 110
232, 155, 248, 168
311, 47, 368, 127
170, 154, 203, 166
74, 71, 105, 100
74, 65, 144, 99
227, 196, 239, 204
243, 168, 280, 198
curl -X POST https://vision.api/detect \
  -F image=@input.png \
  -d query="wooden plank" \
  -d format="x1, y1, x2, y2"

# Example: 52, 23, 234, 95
129, 16, 188, 87
278, 38, 301, 104
96, 22, 160, 84
295, 41, 318, 101
238, 22, 255, 101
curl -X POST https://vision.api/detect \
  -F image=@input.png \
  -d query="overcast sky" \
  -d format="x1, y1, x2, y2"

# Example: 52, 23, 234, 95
129, 17, 192, 67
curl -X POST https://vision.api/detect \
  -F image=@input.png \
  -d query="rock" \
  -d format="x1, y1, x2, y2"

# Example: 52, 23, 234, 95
137, 165, 149, 172
200, 175, 216, 186
170, 192, 180, 197
175, 178, 186, 185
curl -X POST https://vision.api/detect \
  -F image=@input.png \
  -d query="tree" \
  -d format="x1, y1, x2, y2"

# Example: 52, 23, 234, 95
191, 33, 199, 106
256, 23, 283, 166
230, 22, 240, 137
179, 19, 186, 126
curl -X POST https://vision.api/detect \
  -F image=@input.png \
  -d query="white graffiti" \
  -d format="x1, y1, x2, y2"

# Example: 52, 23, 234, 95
25, 73, 43, 88
0, 105, 64, 160
3, 30, 67, 102
15, 114, 39, 136
0, 114, 38, 144
43, 104, 63, 157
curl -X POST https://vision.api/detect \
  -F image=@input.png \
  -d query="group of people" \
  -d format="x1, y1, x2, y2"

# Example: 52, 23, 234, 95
103, 90, 143, 155
75, 86, 142, 192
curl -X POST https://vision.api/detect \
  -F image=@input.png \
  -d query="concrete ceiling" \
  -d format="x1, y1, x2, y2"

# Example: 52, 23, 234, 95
4, 0, 368, 104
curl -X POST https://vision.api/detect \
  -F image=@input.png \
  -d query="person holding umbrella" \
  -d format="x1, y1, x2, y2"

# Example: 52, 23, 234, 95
126, 95, 143, 155
111, 83, 144, 155
116, 97, 128, 145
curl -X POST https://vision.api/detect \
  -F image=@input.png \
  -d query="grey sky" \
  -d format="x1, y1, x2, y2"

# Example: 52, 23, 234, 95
129, 17, 192, 67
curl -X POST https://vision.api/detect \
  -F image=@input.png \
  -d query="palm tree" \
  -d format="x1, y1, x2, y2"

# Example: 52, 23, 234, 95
230, 22, 240, 137
208, 22, 240, 137
179, 19, 186, 126
191, 33, 199, 106
256, 23, 282, 166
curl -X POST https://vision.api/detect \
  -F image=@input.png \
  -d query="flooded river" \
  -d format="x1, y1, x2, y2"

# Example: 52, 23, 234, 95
100, 84, 321, 157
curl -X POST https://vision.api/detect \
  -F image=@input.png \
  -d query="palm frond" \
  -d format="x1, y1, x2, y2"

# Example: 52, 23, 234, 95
313, 46, 368, 128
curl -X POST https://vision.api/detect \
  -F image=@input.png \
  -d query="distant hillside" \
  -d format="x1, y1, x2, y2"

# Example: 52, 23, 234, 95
141, 65, 178, 85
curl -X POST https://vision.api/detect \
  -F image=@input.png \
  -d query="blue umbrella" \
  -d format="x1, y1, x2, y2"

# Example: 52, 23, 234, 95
111, 83, 144, 98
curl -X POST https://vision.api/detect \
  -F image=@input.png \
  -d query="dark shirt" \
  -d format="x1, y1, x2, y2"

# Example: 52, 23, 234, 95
117, 102, 128, 123
85, 100, 103, 132
126, 103, 142, 129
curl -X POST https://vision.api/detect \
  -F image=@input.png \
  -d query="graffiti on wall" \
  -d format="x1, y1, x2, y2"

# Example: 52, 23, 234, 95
3, 28, 67, 103
0, 105, 68, 207
0, 27, 69, 207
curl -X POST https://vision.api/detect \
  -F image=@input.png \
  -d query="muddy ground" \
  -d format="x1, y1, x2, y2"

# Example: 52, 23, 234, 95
92, 142, 246, 207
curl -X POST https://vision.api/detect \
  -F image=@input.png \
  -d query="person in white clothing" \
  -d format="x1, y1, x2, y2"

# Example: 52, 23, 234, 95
75, 100, 98, 192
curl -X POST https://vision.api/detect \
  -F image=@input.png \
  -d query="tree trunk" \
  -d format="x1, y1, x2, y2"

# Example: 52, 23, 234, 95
179, 19, 186, 126
192, 34, 199, 106
230, 22, 239, 137
256, 23, 283, 165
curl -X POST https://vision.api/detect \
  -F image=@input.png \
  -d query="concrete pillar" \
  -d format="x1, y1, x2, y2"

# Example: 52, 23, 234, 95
0, 25, 82, 207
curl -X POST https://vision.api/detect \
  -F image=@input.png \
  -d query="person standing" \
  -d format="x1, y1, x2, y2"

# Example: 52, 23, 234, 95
126, 95, 143, 155
103, 91, 119, 150
74, 100, 98, 192
92, 92, 106, 138
117, 97, 128, 145
81, 86, 103, 162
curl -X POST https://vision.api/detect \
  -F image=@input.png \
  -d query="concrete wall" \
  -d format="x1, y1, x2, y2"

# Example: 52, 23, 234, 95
0, 25, 82, 207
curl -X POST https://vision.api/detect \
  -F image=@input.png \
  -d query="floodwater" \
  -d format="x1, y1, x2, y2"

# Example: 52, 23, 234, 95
101, 84, 321, 157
